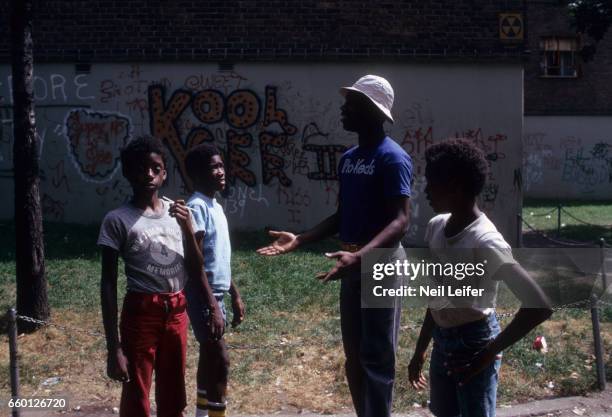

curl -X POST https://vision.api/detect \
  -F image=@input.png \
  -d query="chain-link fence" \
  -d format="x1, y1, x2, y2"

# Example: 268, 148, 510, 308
520, 205, 612, 248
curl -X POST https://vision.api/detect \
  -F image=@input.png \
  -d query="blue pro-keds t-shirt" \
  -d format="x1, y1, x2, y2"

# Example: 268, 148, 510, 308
338, 136, 412, 244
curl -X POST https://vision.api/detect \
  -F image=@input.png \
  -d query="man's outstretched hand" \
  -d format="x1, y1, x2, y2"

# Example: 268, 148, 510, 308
256, 230, 299, 256
316, 251, 360, 282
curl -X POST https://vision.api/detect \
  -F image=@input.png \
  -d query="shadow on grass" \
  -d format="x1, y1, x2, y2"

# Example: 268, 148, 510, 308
0, 222, 342, 263
558, 224, 612, 244
0, 221, 101, 262
524, 225, 612, 246
523, 199, 612, 208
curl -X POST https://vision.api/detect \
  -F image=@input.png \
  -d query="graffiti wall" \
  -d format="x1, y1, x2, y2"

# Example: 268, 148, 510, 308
0, 63, 522, 245
524, 116, 612, 200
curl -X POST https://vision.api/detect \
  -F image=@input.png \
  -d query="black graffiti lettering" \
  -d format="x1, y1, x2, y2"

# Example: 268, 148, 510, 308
259, 132, 292, 187
303, 144, 347, 180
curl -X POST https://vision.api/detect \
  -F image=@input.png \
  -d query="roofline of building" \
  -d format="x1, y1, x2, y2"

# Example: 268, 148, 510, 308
0, 46, 529, 64
525, 111, 612, 116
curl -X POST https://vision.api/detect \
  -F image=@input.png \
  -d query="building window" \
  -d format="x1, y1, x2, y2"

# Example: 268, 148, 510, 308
540, 37, 579, 78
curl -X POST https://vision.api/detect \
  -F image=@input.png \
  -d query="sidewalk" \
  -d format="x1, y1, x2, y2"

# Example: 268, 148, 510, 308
18, 387, 612, 417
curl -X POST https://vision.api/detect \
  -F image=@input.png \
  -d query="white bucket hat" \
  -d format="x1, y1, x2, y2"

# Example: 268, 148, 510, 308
339, 74, 394, 123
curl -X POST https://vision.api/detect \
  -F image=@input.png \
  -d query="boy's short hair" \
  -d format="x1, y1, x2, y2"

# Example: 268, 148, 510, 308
185, 143, 222, 182
425, 139, 488, 197
121, 135, 167, 173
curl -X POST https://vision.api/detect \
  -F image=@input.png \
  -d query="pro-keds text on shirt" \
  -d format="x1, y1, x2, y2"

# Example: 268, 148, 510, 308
341, 158, 375, 175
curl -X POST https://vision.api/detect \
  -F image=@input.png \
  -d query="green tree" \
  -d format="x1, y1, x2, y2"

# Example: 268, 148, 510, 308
11, 0, 49, 332
568, 1, 612, 60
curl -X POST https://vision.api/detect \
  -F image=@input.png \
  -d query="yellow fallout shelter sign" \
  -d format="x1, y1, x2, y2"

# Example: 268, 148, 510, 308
499, 13, 523, 40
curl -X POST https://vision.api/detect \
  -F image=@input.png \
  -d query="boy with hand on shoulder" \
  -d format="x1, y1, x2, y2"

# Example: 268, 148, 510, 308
184, 143, 245, 417
408, 139, 552, 417
99, 136, 203, 417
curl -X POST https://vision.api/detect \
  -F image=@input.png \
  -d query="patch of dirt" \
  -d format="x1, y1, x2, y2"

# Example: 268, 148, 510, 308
1, 310, 354, 415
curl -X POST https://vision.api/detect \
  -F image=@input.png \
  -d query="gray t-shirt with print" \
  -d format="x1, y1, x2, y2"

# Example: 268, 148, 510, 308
97, 201, 187, 293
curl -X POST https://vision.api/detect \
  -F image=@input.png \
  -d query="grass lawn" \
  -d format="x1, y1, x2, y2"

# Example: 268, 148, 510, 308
0, 213, 611, 414
522, 199, 612, 243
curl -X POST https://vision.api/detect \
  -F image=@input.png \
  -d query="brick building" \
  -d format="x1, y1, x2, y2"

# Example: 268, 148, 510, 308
523, 0, 612, 199
0, 1, 527, 245
0, 1, 525, 62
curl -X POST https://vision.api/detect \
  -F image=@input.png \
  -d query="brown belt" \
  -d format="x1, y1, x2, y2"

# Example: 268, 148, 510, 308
341, 243, 363, 253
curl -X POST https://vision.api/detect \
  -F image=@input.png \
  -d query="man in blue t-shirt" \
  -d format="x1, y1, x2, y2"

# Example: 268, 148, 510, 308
258, 75, 412, 417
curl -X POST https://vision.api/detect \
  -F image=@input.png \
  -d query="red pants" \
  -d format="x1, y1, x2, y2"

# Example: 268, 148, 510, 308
119, 291, 188, 417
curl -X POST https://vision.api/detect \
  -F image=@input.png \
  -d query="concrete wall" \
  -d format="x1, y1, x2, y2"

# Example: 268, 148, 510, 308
0, 63, 523, 245
524, 116, 612, 200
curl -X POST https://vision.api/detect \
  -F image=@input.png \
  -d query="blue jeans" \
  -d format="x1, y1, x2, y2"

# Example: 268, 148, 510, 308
429, 314, 501, 417
185, 280, 227, 343
340, 277, 401, 417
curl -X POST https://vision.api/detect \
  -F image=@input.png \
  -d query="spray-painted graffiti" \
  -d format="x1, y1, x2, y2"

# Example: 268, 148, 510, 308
524, 126, 612, 198
455, 128, 507, 182
224, 184, 269, 218
304, 144, 348, 180
50, 160, 71, 192
562, 142, 612, 189
275, 185, 313, 225
100, 66, 151, 104
111, 179, 132, 203
401, 126, 433, 176
42, 193, 66, 221
278, 140, 309, 177
183, 71, 247, 94
65, 109, 132, 182
259, 132, 292, 186
523, 153, 543, 191
402, 101, 435, 130
405, 176, 428, 241
480, 183, 499, 212
320, 180, 340, 207
523, 132, 554, 191
2, 74, 95, 104
513, 168, 522, 191
400, 125, 506, 211
98, 65, 165, 132
226, 130, 257, 187
148, 83, 299, 190
0, 65, 522, 244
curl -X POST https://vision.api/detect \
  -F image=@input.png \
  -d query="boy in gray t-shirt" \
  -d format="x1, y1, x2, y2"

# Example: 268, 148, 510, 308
98, 204, 187, 294
98, 136, 203, 417
184, 143, 245, 417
